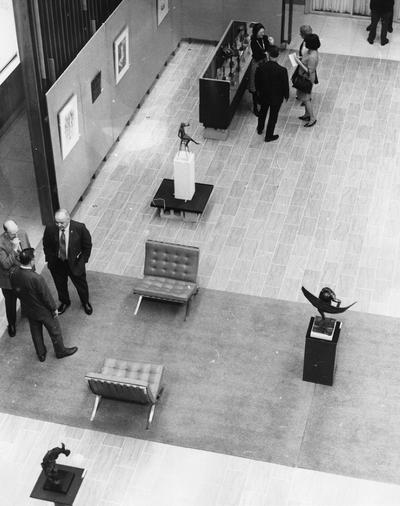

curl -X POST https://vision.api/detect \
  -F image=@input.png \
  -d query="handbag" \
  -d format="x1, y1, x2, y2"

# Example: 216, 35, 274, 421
292, 72, 312, 94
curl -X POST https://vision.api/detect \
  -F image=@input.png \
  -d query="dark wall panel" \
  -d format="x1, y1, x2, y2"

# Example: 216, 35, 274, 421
0, 65, 25, 135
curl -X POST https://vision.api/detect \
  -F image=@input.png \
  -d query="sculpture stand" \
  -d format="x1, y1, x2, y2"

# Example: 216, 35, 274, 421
303, 317, 342, 386
30, 465, 85, 506
173, 151, 195, 201
43, 469, 75, 493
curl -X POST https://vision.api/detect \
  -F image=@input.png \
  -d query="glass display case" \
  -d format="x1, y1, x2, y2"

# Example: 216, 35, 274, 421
199, 20, 253, 131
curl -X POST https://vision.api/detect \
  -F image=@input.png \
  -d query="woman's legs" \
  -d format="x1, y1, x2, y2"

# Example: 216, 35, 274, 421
304, 98, 315, 122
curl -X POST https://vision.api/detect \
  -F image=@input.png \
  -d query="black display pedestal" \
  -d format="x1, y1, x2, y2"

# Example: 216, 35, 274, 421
30, 465, 85, 506
303, 317, 341, 386
151, 178, 214, 221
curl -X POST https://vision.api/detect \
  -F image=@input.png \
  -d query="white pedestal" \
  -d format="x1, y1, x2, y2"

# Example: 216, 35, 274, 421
173, 151, 195, 201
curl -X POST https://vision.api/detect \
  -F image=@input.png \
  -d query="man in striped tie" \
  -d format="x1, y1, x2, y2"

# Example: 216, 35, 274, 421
43, 209, 93, 316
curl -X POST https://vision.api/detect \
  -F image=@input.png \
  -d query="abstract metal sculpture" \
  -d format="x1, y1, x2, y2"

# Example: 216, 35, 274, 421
41, 443, 73, 492
302, 286, 356, 320
178, 122, 199, 152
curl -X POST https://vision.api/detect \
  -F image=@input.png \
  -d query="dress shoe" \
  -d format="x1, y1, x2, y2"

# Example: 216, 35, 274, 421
7, 324, 16, 337
367, 38, 374, 44
56, 346, 78, 359
366, 25, 371, 31
58, 302, 71, 315
38, 351, 47, 362
257, 128, 263, 135
83, 302, 93, 315
381, 39, 389, 46
299, 115, 310, 121
304, 119, 317, 128
265, 135, 279, 142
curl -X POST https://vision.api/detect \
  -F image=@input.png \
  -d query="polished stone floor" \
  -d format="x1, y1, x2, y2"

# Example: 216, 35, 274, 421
1, 8, 400, 505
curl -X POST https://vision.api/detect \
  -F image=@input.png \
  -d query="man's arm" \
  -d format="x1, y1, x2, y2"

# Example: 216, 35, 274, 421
81, 224, 92, 263
0, 245, 19, 271
283, 68, 289, 100
42, 226, 52, 262
35, 275, 57, 314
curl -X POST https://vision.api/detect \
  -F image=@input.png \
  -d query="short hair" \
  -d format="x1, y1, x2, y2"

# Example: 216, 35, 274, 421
268, 46, 280, 59
300, 25, 312, 37
305, 33, 321, 50
19, 248, 35, 265
251, 22, 265, 39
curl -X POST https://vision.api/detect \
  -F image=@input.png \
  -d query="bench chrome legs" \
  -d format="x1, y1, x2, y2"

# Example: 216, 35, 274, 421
134, 295, 143, 315
90, 395, 102, 421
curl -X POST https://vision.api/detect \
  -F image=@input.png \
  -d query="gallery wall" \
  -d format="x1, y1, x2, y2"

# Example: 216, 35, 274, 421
46, 0, 180, 213
180, 0, 283, 45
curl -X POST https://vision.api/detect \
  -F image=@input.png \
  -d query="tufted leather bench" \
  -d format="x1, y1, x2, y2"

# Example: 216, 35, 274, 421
131, 240, 200, 320
85, 358, 165, 429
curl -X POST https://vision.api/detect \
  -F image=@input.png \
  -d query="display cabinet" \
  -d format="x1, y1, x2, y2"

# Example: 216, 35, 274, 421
199, 20, 253, 132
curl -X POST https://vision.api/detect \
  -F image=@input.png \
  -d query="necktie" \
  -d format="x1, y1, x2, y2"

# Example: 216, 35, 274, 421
59, 229, 67, 261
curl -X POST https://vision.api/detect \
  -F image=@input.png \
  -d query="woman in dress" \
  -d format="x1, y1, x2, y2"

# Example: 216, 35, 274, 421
295, 33, 320, 128
248, 23, 274, 116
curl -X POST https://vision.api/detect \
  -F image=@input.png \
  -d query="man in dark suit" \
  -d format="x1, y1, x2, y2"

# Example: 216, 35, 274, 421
43, 209, 93, 315
255, 45, 289, 143
0, 220, 31, 336
10, 248, 78, 362
367, 0, 394, 45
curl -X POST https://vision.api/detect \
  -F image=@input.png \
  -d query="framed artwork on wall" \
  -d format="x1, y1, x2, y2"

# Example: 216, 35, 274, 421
114, 27, 130, 84
157, 0, 169, 25
58, 94, 80, 160
91, 71, 102, 103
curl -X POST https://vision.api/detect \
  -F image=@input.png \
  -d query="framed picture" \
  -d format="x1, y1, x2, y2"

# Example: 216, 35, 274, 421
114, 27, 130, 84
157, 0, 169, 25
91, 71, 102, 104
58, 94, 79, 160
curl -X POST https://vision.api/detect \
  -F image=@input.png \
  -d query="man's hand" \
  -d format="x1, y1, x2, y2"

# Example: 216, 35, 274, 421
53, 310, 59, 318
11, 237, 20, 252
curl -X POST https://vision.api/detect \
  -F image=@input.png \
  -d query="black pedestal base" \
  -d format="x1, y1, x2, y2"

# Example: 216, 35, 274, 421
43, 470, 75, 494
31, 465, 85, 505
303, 316, 341, 386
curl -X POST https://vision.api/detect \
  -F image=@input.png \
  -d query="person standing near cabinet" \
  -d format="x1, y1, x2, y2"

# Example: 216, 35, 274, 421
255, 46, 289, 143
248, 22, 274, 116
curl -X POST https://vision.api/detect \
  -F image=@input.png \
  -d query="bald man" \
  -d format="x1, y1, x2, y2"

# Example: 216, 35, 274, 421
43, 209, 93, 315
0, 220, 31, 336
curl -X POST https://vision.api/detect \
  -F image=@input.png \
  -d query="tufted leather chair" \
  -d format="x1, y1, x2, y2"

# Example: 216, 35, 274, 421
131, 240, 200, 320
85, 358, 165, 429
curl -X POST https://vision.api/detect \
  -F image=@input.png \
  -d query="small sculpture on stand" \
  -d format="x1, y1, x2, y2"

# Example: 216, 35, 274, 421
302, 286, 356, 337
41, 443, 74, 493
178, 122, 199, 152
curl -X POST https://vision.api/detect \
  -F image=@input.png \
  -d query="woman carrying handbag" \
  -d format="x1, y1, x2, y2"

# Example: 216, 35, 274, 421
293, 33, 320, 128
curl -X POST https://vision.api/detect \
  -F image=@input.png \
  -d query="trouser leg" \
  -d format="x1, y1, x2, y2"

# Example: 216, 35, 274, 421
67, 267, 89, 304
28, 319, 46, 357
42, 314, 66, 354
368, 10, 380, 41
257, 101, 269, 133
49, 261, 70, 304
265, 102, 282, 139
381, 11, 390, 42
1, 288, 17, 326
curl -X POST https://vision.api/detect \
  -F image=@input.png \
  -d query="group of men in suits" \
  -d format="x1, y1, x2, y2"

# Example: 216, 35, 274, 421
0, 209, 93, 362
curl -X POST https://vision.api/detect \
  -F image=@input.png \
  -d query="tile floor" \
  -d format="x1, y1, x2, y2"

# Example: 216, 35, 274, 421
1, 412, 400, 506
2, 7, 400, 505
